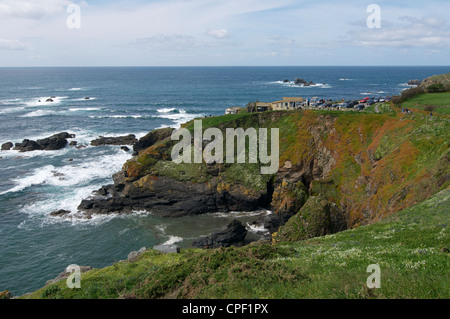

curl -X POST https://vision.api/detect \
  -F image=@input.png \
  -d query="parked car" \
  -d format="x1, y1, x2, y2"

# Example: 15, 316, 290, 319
347, 100, 358, 108
354, 104, 365, 110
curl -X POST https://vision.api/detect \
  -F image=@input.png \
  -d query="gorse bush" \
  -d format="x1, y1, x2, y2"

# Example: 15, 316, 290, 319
426, 83, 446, 93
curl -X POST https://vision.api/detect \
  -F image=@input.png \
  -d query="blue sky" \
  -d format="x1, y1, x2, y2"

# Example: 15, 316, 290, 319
0, 0, 449, 66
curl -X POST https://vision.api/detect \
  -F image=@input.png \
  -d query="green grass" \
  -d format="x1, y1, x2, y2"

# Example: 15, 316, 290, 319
23, 189, 450, 299
400, 92, 450, 114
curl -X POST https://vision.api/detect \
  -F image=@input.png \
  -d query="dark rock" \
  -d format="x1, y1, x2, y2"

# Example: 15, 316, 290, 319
133, 127, 175, 153
13, 139, 42, 152
46, 98, 54, 102
1, 142, 13, 151
90, 134, 138, 146
36, 136, 67, 151
13, 132, 73, 152
50, 209, 71, 217
294, 78, 315, 86
192, 219, 247, 249
97, 185, 113, 196
84, 97, 90, 100
69, 141, 77, 146
121, 146, 130, 152
283, 79, 289, 83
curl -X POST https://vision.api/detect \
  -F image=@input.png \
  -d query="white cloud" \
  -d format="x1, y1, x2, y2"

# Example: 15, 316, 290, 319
349, 15, 450, 49
0, 0, 71, 20
207, 29, 229, 39
0, 39, 31, 50
136, 34, 199, 51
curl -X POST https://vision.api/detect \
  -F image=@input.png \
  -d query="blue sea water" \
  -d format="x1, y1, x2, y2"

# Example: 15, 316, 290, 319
0, 66, 449, 296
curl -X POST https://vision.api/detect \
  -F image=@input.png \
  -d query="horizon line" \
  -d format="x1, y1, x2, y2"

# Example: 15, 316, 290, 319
1, 65, 450, 68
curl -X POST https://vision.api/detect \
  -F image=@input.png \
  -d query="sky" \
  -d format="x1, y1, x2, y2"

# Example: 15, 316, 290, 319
0, 0, 449, 66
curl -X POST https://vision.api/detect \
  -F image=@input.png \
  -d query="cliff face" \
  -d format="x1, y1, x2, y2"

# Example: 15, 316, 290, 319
77, 110, 450, 232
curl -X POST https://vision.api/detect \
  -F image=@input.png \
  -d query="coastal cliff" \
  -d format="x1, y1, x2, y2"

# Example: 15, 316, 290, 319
74, 109, 449, 236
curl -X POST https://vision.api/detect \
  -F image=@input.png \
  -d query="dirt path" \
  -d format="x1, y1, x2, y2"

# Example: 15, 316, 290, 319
375, 103, 380, 113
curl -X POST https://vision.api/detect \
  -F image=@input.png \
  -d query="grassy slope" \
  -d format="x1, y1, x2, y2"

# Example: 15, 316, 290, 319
23, 188, 449, 299
400, 92, 450, 114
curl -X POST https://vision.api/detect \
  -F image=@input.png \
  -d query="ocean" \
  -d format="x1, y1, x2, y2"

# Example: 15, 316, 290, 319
1, 66, 449, 296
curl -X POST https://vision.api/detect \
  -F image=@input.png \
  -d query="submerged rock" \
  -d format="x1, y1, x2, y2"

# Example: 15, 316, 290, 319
49, 209, 71, 217
192, 219, 248, 249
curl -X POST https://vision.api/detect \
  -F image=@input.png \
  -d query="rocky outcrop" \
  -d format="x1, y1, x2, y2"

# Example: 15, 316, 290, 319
90, 134, 138, 146
153, 244, 181, 254
1, 142, 13, 151
408, 79, 421, 86
418, 73, 450, 92
265, 179, 308, 233
127, 247, 147, 262
274, 195, 347, 242
294, 78, 315, 86
12, 132, 74, 152
192, 219, 247, 249
76, 173, 269, 217
133, 127, 174, 155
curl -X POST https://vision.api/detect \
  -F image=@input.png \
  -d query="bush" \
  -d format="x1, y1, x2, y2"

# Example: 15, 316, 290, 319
401, 86, 425, 100
424, 105, 437, 112
426, 83, 445, 93
40, 285, 62, 299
